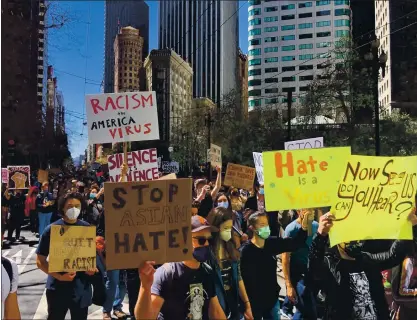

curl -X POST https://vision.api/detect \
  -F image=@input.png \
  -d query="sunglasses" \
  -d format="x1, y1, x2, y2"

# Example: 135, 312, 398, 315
192, 237, 212, 246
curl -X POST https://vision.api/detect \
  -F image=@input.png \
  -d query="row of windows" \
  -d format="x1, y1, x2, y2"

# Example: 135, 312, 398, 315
254, 19, 349, 29
250, 43, 335, 54
258, 8, 350, 22
249, 97, 300, 108
250, 30, 349, 38
249, 0, 349, 10
248, 64, 318, 77
249, 51, 338, 66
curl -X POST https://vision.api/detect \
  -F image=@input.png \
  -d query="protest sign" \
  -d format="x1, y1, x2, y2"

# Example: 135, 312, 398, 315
263, 147, 351, 211
107, 148, 158, 182
38, 169, 49, 183
2, 169, 8, 184
7, 166, 30, 189
329, 155, 417, 246
48, 225, 96, 272
284, 137, 324, 150
158, 173, 177, 180
104, 178, 193, 269
85, 91, 159, 144
224, 163, 256, 190
253, 152, 264, 185
209, 144, 222, 168
162, 161, 180, 174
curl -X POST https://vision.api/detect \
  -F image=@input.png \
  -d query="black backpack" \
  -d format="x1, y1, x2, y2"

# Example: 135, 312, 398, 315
2, 256, 14, 291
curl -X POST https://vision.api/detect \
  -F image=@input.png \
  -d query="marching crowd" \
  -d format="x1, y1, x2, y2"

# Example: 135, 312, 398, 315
1, 167, 417, 320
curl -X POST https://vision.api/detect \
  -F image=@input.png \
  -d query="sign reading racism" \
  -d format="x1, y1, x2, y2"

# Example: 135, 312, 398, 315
85, 92, 159, 144
2, 169, 8, 184
329, 155, 417, 246
107, 148, 159, 182
209, 144, 222, 168
224, 163, 256, 190
104, 179, 193, 270
263, 147, 351, 211
253, 152, 264, 185
38, 169, 49, 183
7, 166, 30, 189
284, 137, 324, 150
49, 225, 97, 272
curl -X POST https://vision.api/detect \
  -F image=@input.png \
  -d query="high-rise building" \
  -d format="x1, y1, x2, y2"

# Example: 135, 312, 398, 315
159, 0, 239, 105
247, 0, 351, 112
114, 26, 144, 93
144, 49, 193, 159
46, 66, 65, 135
104, 0, 149, 93
237, 49, 249, 117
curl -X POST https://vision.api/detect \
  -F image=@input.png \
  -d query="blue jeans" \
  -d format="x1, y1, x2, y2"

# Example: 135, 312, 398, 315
38, 212, 52, 237
103, 270, 127, 313
253, 300, 280, 320
282, 279, 317, 320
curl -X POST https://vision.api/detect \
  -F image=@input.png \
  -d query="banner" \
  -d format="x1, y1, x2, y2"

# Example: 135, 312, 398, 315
224, 163, 256, 190
107, 148, 158, 182
329, 155, 417, 246
253, 152, 264, 185
48, 225, 97, 272
85, 91, 159, 144
7, 166, 30, 189
2, 169, 8, 184
263, 147, 351, 211
284, 137, 324, 150
209, 144, 222, 168
104, 178, 193, 269
162, 161, 180, 174
38, 169, 49, 183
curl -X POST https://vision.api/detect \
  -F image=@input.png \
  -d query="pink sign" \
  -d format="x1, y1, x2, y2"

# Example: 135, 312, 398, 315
2, 168, 8, 184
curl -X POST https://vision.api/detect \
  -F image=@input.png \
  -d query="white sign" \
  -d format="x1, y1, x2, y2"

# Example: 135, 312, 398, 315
162, 161, 180, 174
107, 148, 159, 182
252, 152, 264, 185
85, 91, 159, 144
284, 137, 324, 150
210, 144, 222, 168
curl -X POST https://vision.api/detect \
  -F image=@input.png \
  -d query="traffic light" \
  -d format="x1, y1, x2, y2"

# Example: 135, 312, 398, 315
7, 140, 16, 157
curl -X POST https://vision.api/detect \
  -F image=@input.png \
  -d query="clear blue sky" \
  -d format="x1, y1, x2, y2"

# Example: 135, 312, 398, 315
49, 1, 248, 159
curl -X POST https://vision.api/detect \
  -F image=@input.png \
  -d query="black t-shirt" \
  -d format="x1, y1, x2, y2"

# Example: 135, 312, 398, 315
151, 262, 216, 320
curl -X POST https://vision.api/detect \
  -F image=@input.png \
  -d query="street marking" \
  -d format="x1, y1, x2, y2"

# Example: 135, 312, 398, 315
33, 289, 47, 319
19, 248, 36, 274
11, 250, 22, 265
2, 250, 10, 257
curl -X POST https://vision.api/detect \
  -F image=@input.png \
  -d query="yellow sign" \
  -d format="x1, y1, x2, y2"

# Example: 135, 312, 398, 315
263, 147, 351, 211
49, 225, 97, 272
329, 155, 417, 246
224, 163, 256, 190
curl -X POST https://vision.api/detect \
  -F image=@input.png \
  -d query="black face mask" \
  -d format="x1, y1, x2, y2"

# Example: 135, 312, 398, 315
193, 246, 210, 262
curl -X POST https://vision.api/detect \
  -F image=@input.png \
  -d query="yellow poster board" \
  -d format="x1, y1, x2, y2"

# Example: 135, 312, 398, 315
49, 225, 97, 272
329, 155, 417, 246
263, 147, 351, 211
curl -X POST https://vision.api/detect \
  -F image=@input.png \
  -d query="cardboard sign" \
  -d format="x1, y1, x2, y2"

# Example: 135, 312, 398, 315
209, 144, 222, 168
7, 166, 30, 189
162, 161, 180, 174
38, 169, 49, 183
104, 178, 193, 270
284, 137, 324, 150
2, 168, 8, 184
158, 173, 177, 180
263, 147, 351, 211
107, 148, 159, 182
85, 91, 159, 144
329, 155, 417, 246
48, 225, 97, 272
253, 152, 264, 185
224, 163, 256, 190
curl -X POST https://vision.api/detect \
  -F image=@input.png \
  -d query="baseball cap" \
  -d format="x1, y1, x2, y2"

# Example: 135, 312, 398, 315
191, 215, 219, 233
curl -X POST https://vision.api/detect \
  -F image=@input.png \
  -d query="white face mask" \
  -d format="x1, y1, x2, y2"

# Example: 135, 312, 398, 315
220, 230, 232, 242
65, 207, 81, 220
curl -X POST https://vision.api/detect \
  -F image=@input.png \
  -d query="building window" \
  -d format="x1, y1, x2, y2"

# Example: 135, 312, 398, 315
249, 69, 262, 76
299, 23, 313, 29
282, 76, 296, 82
299, 2, 313, 8
248, 89, 261, 97
316, 20, 331, 27
317, 52, 331, 58
249, 8, 261, 16
264, 26, 279, 32
317, 10, 331, 16
265, 6, 278, 12
249, 18, 262, 26
299, 54, 313, 60
335, 19, 350, 27
282, 87, 296, 93
299, 12, 312, 18
335, 0, 349, 5
249, 28, 261, 36
265, 88, 279, 94
317, 31, 331, 37
249, 58, 261, 66
300, 86, 309, 91
335, 8, 350, 16
264, 16, 278, 22
282, 45, 295, 51
316, 0, 331, 6
265, 57, 279, 63
249, 99, 262, 107
282, 56, 296, 61
265, 78, 279, 83
282, 66, 296, 72
299, 43, 313, 49
281, 35, 295, 41
317, 41, 332, 48
249, 48, 261, 56
281, 4, 295, 10
282, 97, 297, 103
336, 30, 349, 37
248, 79, 262, 86
282, 14, 295, 20
299, 33, 313, 39
249, 39, 261, 46
265, 67, 279, 73
265, 98, 278, 104
249, 0, 261, 5
281, 24, 295, 31
299, 65, 314, 70
265, 47, 279, 53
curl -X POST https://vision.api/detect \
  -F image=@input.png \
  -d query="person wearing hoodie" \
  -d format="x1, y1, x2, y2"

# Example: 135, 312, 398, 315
5, 189, 26, 243
36, 182, 54, 236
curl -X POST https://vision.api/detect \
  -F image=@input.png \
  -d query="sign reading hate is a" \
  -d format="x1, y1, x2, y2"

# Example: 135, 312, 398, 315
329, 155, 417, 246
49, 225, 97, 272
284, 137, 324, 150
85, 91, 159, 145
104, 179, 193, 270
107, 148, 159, 182
224, 163, 256, 190
263, 147, 351, 211
253, 152, 264, 185
7, 166, 30, 190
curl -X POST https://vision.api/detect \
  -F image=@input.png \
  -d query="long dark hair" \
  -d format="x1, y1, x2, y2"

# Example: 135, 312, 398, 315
207, 207, 240, 262
214, 192, 232, 211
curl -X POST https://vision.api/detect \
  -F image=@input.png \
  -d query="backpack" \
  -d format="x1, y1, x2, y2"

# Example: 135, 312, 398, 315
2, 256, 14, 292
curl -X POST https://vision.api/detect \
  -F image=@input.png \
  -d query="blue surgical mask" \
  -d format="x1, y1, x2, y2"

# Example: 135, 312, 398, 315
217, 201, 229, 209
90, 193, 97, 199
259, 188, 265, 195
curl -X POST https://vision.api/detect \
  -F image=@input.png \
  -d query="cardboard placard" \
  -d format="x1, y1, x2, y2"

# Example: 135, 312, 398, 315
2, 168, 9, 184
85, 91, 160, 144
48, 225, 97, 272
158, 173, 177, 180
252, 152, 264, 185
104, 178, 193, 270
38, 169, 49, 183
284, 137, 324, 150
209, 144, 222, 168
224, 163, 256, 190
329, 155, 417, 246
7, 166, 30, 189
107, 148, 159, 182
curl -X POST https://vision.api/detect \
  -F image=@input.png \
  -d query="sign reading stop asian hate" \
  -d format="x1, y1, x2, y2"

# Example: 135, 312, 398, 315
104, 179, 193, 270
284, 137, 324, 150
329, 155, 417, 246
85, 92, 159, 144
7, 166, 30, 190
263, 147, 351, 211
107, 148, 159, 182
224, 163, 256, 190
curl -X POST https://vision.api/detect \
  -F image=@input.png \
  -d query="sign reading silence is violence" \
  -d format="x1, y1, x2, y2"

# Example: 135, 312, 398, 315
263, 147, 351, 211
329, 155, 417, 246
85, 91, 160, 145
104, 178, 193, 270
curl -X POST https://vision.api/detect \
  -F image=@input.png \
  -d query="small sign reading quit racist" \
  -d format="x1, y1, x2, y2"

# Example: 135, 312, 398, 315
104, 178, 193, 270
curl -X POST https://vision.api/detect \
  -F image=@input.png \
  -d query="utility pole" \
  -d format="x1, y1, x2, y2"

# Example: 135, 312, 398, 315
205, 112, 214, 181
287, 90, 293, 141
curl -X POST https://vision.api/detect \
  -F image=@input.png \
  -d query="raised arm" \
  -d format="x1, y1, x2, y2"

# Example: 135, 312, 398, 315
211, 166, 222, 200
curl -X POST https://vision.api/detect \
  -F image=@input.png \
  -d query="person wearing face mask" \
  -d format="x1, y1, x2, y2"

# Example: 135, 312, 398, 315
206, 207, 254, 320
135, 215, 227, 320
86, 187, 104, 225
36, 182, 54, 237
36, 192, 98, 320
194, 167, 222, 218
240, 211, 311, 320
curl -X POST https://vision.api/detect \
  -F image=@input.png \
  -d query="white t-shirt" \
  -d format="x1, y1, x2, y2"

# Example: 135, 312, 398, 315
1, 257, 19, 318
